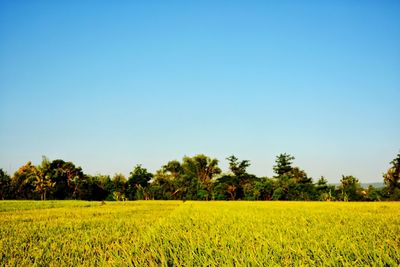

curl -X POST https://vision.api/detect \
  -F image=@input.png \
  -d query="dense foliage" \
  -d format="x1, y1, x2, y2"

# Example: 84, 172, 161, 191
1, 153, 399, 201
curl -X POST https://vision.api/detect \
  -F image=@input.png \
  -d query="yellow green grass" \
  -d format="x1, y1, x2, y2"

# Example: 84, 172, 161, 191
1, 201, 399, 266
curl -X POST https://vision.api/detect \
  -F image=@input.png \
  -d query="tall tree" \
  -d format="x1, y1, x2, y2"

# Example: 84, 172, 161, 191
214, 175, 240, 200
383, 152, 400, 199
271, 154, 316, 200
339, 175, 362, 201
273, 153, 295, 176
0, 169, 12, 199
127, 165, 153, 200
227, 155, 257, 199
11, 162, 38, 199
49, 160, 84, 199
285, 167, 315, 200
183, 155, 221, 184
163, 160, 183, 179
214, 156, 254, 200
112, 173, 127, 201
95, 174, 113, 200
33, 156, 55, 200
150, 169, 176, 200
227, 155, 250, 177
71, 175, 109, 200
181, 155, 221, 200
316, 176, 335, 201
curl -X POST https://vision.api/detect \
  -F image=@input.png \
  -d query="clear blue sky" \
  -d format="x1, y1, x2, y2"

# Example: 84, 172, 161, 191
1, 1, 399, 183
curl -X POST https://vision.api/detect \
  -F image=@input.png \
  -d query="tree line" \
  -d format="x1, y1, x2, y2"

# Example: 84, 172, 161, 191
0, 153, 399, 201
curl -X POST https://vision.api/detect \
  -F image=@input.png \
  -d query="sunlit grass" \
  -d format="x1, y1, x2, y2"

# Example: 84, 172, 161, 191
1, 201, 399, 266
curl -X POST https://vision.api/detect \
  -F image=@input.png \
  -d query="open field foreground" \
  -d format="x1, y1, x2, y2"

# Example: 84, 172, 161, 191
1, 201, 399, 266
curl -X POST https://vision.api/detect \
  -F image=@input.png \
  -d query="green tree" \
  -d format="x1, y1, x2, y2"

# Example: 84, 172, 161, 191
339, 175, 363, 201
181, 155, 221, 200
33, 156, 55, 200
11, 162, 38, 199
272, 153, 316, 200
315, 176, 335, 201
316, 176, 328, 191
112, 173, 127, 201
286, 167, 315, 200
254, 177, 275, 200
383, 152, 400, 199
150, 169, 176, 200
224, 155, 256, 200
163, 160, 183, 179
227, 155, 250, 177
272, 175, 291, 200
365, 185, 382, 201
127, 165, 153, 200
272, 187, 285, 200
49, 160, 84, 199
95, 174, 113, 200
214, 175, 240, 200
0, 169, 12, 199
273, 153, 295, 176
70, 175, 109, 201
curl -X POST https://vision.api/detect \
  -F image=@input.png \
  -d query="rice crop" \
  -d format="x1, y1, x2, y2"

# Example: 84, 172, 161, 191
1, 201, 399, 266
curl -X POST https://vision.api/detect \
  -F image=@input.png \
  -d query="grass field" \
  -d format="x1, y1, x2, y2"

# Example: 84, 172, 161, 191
1, 201, 399, 266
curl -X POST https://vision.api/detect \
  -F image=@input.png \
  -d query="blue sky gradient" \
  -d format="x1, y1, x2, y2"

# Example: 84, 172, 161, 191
1, 1, 399, 182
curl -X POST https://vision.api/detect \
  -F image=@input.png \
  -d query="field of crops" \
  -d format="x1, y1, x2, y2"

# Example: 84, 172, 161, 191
1, 201, 399, 266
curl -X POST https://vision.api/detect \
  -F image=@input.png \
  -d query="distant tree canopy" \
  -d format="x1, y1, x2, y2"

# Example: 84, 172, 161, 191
0, 168, 12, 200
273, 153, 295, 176
126, 165, 153, 200
0, 152, 399, 201
383, 153, 400, 199
338, 175, 363, 201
